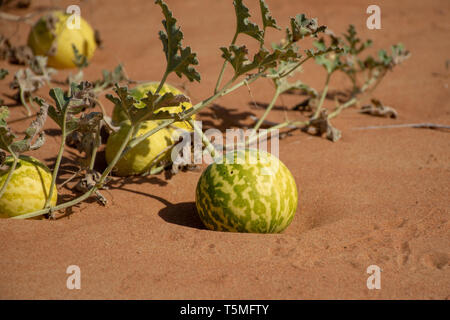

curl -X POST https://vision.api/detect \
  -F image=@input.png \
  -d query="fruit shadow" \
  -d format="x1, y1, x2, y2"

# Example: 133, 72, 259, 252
158, 201, 206, 230
106, 183, 205, 230
198, 103, 256, 131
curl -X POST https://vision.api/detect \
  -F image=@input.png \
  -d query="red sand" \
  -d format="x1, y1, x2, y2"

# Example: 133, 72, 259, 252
0, 0, 449, 299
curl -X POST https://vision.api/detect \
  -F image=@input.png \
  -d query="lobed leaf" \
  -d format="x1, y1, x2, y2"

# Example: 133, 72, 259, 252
233, 0, 264, 43
286, 14, 326, 42
0, 68, 8, 80
156, 0, 201, 82
259, 0, 280, 31
72, 44, 89, 69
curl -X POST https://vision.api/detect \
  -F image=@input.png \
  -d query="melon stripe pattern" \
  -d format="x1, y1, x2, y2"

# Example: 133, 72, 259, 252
195, 149, 298, 233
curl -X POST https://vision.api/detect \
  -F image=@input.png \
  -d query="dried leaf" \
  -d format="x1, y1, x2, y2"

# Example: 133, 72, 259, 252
287, 14, 326, 42
307, 110, 342, 142
360, 99, 398, 118
74, 170, 107, 205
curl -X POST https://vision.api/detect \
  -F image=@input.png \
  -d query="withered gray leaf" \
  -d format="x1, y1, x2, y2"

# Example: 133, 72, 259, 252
307, 109, 342, 142
360, 99, 398, 118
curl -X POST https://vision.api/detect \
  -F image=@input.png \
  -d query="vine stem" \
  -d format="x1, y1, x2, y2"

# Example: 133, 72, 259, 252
12, 48, 318, 219
12, 122, 135, 220
155, 71, 169, 95
278, 55, 312, 78
312, 72, 331, 119
44, 111, 67, 209
253, 88, 281, 132
0, 150, 19, 199
127, 76, 244, 151
19, 89, 33, 116
242, 121, 293, 149
88, 122, 102, 170
328, 97, 358, 119
214, 33, 238, 94
188, 118, 216, 159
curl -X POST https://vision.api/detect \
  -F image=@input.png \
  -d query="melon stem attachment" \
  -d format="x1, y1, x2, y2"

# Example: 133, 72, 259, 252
188, 118, 216, 159
0, 149, 19, 199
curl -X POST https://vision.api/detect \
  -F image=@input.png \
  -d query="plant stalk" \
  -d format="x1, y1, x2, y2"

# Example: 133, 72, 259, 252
0, 151, 19, 199
44, 111, 67, 208
253, 89, 281, 132
312, 72, 331, 119
13, 123, 135, 220
155, 71, 169, 95
214, 32, 238, 93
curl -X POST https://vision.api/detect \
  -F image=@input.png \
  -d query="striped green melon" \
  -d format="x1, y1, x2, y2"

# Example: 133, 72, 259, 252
0, 155, 57, 218
195, 149, 298, 233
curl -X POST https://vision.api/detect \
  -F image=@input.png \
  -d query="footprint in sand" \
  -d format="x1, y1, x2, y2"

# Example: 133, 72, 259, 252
420, 252, 449, 270
396, 241, 411, 267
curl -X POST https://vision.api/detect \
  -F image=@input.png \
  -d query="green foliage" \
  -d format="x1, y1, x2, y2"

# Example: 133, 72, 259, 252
286, 14, 326, 42
0, 1, 410, 219
0, 68, 8, 80
155, 0, 200, 82
72, 44, 89, 69
313, 38, 344, 74
106, 84, 189, 124
233, 0, 264, 42
0, 105, 47, 155
259, 0, 280, 32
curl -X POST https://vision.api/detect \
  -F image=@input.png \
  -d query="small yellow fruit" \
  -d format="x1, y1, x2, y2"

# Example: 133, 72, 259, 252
105, 121, 178, 176
111, 81, 195, 130
0, 156, 57, 218
27, 11, 96, 69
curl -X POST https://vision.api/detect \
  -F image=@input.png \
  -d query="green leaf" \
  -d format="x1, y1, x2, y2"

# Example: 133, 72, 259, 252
106, 85, 136, 122
0, 68, 8, 80
0, 107, 15, 152
220, 45, 253, 76
135, 91, 189, 122
156, 0, 201, 82
342, 25, 372, 56
106, 84, 189, 124
275, 77, 307, 94
0, 106, 9, 126
233, 0, 264, 42
378, 49, 391, 66
259, 0, 280, 31
221, 44, 300, 78
100, 64, 127, 87
49, 87, 70, 113
171, 46, 201, 82
72, 44, 89, 69
286, 14, 326, 42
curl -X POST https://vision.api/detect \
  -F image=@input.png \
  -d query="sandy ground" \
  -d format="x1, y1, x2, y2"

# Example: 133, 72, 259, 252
0, 0, 449, 299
